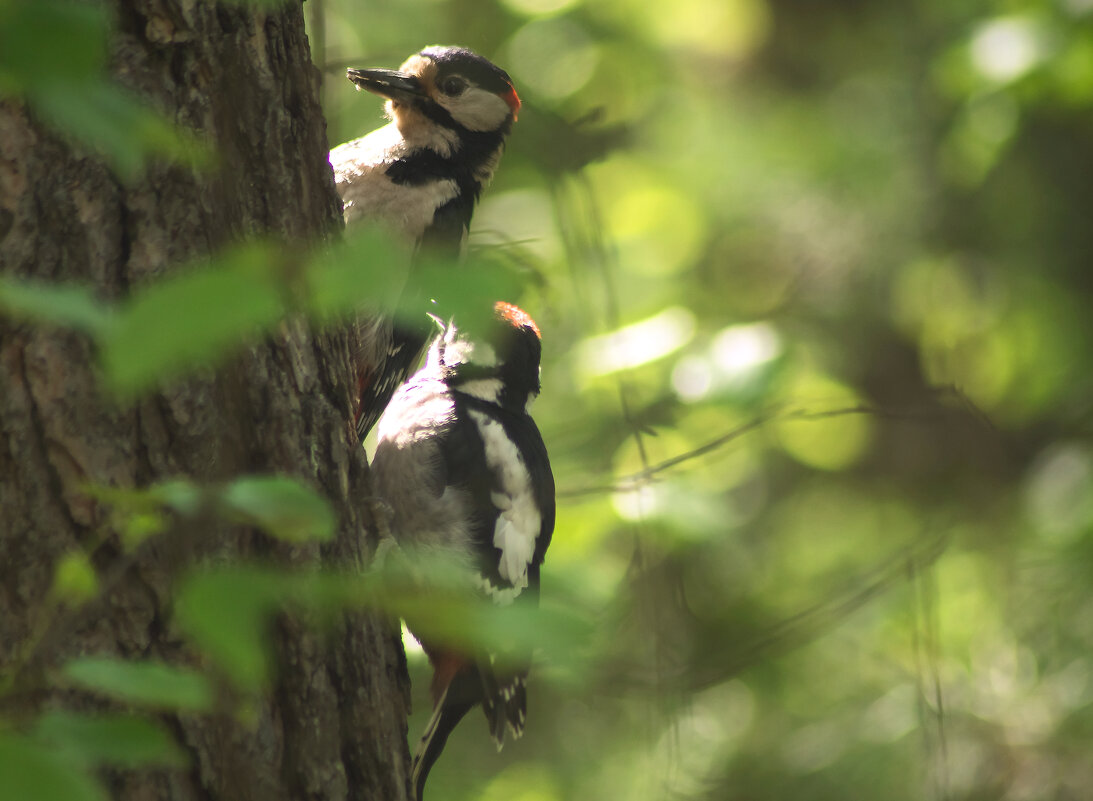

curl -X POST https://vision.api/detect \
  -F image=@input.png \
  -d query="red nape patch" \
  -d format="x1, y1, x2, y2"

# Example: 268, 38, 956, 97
495, 301, 540, 338
504, 85, 521, 119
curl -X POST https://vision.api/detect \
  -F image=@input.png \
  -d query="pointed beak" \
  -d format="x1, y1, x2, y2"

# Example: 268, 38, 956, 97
346, 67, 426, 103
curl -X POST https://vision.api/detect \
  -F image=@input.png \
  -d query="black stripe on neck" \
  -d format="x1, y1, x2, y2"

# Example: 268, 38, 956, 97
385, 105, 510, 202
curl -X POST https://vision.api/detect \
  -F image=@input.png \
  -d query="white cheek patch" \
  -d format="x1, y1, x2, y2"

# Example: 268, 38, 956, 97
440, 335, 497, 370
443, 89, 512, 132
468, 409, 541, 597
471, 342, 498, 367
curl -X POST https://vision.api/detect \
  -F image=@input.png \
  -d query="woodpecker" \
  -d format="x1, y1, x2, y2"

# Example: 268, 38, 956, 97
329, 46, 521, 441
371, 301, 554, 801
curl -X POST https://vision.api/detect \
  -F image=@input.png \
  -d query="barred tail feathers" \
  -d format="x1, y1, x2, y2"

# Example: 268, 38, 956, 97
480, 668, 528, 747
412, 662, 529, 799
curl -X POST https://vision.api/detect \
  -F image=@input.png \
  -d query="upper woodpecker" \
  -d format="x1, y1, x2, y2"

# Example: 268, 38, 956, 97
329, 46, 521, 441
371, 301, 554, 801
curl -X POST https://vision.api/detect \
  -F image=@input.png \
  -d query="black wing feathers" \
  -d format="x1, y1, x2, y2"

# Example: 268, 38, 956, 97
419, 195, 473, 255
356, 322, 431, 442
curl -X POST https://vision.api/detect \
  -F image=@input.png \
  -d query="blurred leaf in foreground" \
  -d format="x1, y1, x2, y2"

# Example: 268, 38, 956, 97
305, 225, 406, 321
30, 82, 207, 179
31, 710, 186, 768
50, 551, 99, 605
0, 0, 207, 178
220, 476, 336, 543
174, 560, 593, 689
61, 657, 214, 712
0, 276, 114, 336
86, 475, 336, 546
174, 568, 285, 688
0, 733, 106, 801
99, 242, 286, 396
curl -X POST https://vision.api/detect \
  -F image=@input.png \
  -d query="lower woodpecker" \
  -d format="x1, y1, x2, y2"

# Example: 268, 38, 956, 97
370, 301, 555, 800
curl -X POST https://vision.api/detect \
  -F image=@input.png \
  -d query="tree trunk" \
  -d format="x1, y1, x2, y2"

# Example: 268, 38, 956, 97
0, 2, 411, 799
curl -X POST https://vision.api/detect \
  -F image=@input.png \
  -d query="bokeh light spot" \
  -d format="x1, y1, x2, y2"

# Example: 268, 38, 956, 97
671, 354, 713, 401
640, 0, 771, 59
712, 321, 781, 379
577, 306, 695, 376
589, 158, 708, 276
775, 374, 873, 471
1024, 443, 1093, 544
506, 18, 599, 100
970, 16, 1050, 83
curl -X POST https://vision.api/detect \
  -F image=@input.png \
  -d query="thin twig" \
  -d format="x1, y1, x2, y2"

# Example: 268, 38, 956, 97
559, 402, 947, 498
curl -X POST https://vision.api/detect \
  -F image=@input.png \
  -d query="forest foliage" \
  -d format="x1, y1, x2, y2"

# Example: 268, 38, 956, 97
3, 0, 1093, 798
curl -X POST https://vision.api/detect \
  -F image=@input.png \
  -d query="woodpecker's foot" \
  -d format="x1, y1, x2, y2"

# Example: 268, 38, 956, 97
371, 527, 402, 571
366, 496, 398, 568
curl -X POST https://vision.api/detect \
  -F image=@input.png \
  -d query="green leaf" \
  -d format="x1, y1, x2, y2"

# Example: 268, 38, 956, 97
100, 243, 287, 396
148, 479, 205, 516
0, 276, 113, 336
120, 510, 167, 549
404, 252, 527, 330
30, 82, 208, 180
174, 569, 283, 687
393, 589, 592, 668
305, 226, 406, 322
85, 476, 337, 547
84, 479, 205, 516
0, 733, 107, 801
220, 476, 336, 542
0, 2, 207, 178
370, 551, 593, 666
31, 711, 186, 768
81, 480, 202, 548
51, 552, 98, 604
172, 561, 592, 687
0, 1, 108, 91
174, 565, 386, 687
61, 657, 214, 712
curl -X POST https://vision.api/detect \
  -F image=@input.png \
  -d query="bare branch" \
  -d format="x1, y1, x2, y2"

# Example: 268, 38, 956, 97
559, 403, 944, 498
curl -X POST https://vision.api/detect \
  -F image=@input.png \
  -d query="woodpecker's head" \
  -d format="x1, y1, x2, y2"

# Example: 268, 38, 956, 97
432, 301, 542, 410
348, 46, 520, 156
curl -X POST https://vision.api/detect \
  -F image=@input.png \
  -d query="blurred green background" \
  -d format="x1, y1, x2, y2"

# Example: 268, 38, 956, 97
319, 0, 1093, 799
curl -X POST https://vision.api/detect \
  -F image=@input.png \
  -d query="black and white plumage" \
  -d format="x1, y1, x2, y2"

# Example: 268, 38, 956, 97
329, 46, 521, 441
371, 302, 554, 801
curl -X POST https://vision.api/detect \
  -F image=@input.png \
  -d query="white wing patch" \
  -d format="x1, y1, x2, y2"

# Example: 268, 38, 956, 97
468, 409, 540, 600
475, 575, 523, 605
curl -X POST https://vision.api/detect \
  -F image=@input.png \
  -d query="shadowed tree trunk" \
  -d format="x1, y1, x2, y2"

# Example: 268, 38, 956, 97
0, 1, 411, 798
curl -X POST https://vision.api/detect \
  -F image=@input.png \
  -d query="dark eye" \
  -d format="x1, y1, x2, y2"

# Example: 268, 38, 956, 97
439, 76, 467, 96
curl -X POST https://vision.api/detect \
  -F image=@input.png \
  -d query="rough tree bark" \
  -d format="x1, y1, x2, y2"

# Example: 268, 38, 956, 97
0, 2, 411, 799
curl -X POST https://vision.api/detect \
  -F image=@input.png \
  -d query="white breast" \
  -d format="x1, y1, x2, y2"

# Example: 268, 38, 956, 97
330, 123, 459, 243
